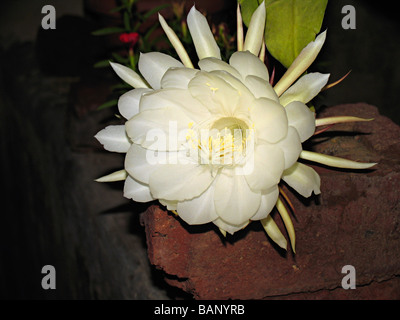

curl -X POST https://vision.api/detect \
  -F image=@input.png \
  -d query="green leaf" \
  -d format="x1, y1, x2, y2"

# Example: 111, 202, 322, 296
97, 99, 118, 110
111, 52, 129, 64
123, 11, 131, 31
142, 4, 170, 20
93, 60, 111, 68
264, 0, 328, 68
92, 27, 125, 36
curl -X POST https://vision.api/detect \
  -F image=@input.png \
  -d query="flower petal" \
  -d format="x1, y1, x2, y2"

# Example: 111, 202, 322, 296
118, 88, 152, 120
149, 163, 214, 201
188, 72, 239, 116
187, 6, 221, 60
176, 183, 219, 225
109, 62, 149, 88
139, 88, 210, 122
243, 1, 266, 56
282, 162, 321, 198
158, 13, 194, 68
161, 67, 199, 89
96, 169, 127, 182
198, 57, 241, 79
159, 199, 178, 211
138, 52, 184, 90
236, 3, 244, 51
123, 175, 154, 202
285, 101, 315, 142
279, 72, 330, 106
299, 150, 377, 169
229, 51, 269, 82
125, 144, 165, 184
95, 125, 131, 153
250, 97, 288, 143
244, 75, 279, 102
209, 70, 255, 116
315, 116, 374, 127
276, 126, 302, 170
274, 31, 327, 96
260, 215, 287, 250
250, 186, 279, 220
212, 218, 249, 235
214, 169, 261, 226
125, 107, 192, 151
245, 143, 284, 191
276, 197, 295, 253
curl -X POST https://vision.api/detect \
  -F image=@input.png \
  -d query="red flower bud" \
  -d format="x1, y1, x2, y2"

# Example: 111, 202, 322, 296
119, 32, 139, 47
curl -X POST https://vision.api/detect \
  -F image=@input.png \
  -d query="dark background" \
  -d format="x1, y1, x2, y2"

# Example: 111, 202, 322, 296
0, 0, 399, 299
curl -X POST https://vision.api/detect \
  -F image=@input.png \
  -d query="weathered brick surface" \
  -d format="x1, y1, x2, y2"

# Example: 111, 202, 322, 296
140, 104, 400, 299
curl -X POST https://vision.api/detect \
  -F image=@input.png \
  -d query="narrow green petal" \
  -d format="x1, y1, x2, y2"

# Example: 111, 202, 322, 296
274, 31, 326, 97
95, 169, 127, 182
260, 215, 287, 250
315, 116, 374, 127
300, 150, 377, 169
237, 3, 244, 51
243, 1, 266, 56
158, 13, 194, 68
109, 62, 149, 88
259, 39, 266, 62
187, 6, 221, 60
276, 198, 296, 253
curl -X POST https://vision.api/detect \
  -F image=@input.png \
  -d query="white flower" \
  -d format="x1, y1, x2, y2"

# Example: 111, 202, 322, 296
95, 3, 376, 249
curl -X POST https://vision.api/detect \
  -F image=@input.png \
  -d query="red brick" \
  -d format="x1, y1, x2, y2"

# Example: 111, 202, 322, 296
140, 104, 400, 299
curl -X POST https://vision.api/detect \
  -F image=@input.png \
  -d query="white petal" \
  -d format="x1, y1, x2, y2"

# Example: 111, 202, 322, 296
149, 163, 214, 201
95, 169, 127, 182
125, 144, 164, 184
229, 51, 269, 82
245, 143, 284, 191
176, 183, 218, 225
95, 125, 131, 153
282, 162, 321, 198
243, 1, 266, 56
125, 107, 192, 151
276, 126, 302, 170
250, 97, 288, 143
279, 72, 330, 106
198, 58, 241, 79
274, 31, 327, 96
244, 75, 279, 102
285, 101, 315, 142
138, 52, 184, 89
161, 67, 199, 89
212, 218, 249, 235
214, 169, 261, 226
159, 199, 178, 211
188, 72, 239, 116
250, 186, 279, 220
123, 176, 154, 202
208, 70, 255, 116
109, 62, 149, 88
158, 13, 194, 68
139, 88, 210, 122
187, 6, 221, 60
118, 88, 152, 120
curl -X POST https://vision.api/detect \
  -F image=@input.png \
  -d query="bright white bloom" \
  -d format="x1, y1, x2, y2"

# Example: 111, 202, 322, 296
95, 3, 375, 248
